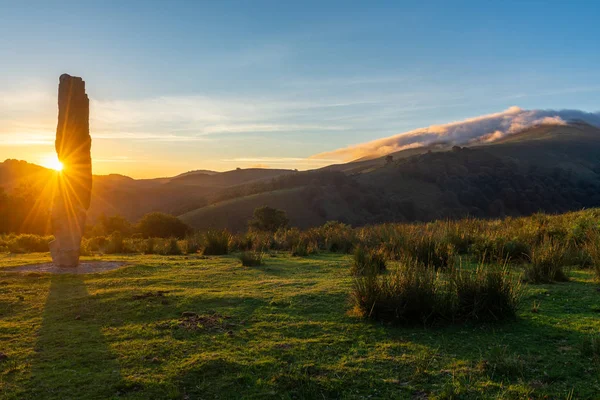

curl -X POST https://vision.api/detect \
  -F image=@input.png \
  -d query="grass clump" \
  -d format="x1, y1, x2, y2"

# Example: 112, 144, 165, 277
405, 233, 455, 270
291, 240, 318, 257
481, 345, 525, 379
352, 261, 440, 324
581, 335, 600, 364
350, 246, 386, 276
583, 235, 600, 281
203, 230, 231, 255
523, 240, 569, 283
352, 259, 521, 325
451, 264, 521, 322
238, 251, 264, 267
164, 238, 183, 255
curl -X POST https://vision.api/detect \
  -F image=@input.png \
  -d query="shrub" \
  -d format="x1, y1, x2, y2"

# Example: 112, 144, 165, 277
451, 265, 521, 321
85, 236, 108, 252
105, 231, 125, 254
8, 234, 52, 253
238, 251, 264, 267
136, 212, 192, 239
203, 230, 231, 255
291, 240, 318, 257
350, 246, 386, 276
523, 240, 569, 283
164, 238, 183, 255
248, 206, 289, 232
321, 221, 355, 253
184, 235, 202, 254
143, 237, 157, 254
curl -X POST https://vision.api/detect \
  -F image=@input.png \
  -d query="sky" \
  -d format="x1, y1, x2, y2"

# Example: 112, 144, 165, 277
1, 0, 599, 178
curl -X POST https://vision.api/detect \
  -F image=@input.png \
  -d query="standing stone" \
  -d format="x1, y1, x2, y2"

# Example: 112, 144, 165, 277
49, 74, 92, 267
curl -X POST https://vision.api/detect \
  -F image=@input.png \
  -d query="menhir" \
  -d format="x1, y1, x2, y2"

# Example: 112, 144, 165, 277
49, 74, 92, 267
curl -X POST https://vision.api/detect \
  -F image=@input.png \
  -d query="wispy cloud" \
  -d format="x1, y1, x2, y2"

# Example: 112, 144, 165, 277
221, 156, 337, 170
311, 107, 600, 162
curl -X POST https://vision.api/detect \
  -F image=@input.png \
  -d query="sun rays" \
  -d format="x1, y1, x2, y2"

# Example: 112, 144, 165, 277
40, 154, 64, 172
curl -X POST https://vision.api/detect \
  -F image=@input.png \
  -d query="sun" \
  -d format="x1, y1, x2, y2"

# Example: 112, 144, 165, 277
41, 155, 64, 171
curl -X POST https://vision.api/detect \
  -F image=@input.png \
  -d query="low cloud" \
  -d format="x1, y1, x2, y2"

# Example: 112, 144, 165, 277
311, 107, 600, 162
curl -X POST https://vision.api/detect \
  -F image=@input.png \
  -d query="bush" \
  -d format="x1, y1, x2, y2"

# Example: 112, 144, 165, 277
143, 237, 157, 254
321, 221, 355, 253
136, 212, 192, 239
350, 246, 386, 276
248, 206, 289, 232
184, 235, 202, 254
291, 240, 318, 257
105, 231, 125, 254
164, 238, 183, 255
8, 234, 52, 253
238, 251, 264, 267
523, 240, 569, 283
203, 230, 231, 255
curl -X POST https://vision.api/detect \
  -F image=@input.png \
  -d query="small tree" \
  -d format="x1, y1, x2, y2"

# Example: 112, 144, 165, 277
136, 212, 192, 238
248, 206, 289, 232
99, 214, 133, 237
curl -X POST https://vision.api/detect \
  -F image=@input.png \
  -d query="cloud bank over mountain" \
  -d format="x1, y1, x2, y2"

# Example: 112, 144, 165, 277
311, 107, 600, 162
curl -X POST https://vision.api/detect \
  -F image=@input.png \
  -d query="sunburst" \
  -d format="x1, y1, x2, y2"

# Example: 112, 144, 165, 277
41, 154, 64, 172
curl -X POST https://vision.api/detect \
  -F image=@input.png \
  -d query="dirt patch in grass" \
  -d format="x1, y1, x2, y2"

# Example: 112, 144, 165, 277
157, 311, 238, 334
4, 261, 126, 274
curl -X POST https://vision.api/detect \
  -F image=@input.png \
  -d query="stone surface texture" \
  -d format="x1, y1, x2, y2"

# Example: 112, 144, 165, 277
49, 74, 92, 267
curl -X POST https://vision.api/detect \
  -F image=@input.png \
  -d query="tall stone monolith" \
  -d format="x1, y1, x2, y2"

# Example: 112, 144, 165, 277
49, 74, 92, 267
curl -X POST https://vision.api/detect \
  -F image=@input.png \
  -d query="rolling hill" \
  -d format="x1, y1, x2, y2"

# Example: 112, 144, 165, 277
2, 122, 599, 233
180, 123, 600, 230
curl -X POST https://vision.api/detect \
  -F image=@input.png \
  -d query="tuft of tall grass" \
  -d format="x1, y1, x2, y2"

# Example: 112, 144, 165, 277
238, 251, 264, 267
584, 234, 600, 281
351, 258, 522, 325
405, 233, 455, 270
523, 239, 569, 283
351, 260, 440, 324
291, 239, 318, 257
450, 263, 521, 321
164, 238, 183, 255
350, 246, 386, 276
203, 230, 231, 255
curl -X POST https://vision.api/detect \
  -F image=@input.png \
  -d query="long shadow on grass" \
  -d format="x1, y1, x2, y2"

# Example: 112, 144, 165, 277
24, 274, 124, 400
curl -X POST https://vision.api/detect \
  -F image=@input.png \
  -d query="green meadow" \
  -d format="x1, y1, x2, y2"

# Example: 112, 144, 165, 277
1, 252, 599, 399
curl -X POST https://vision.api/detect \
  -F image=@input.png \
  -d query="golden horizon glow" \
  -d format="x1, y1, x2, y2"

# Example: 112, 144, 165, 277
40, 154, 64, 171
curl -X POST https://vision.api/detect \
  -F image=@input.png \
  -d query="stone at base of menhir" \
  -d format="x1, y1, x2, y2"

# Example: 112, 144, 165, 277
49, 240, 81, 268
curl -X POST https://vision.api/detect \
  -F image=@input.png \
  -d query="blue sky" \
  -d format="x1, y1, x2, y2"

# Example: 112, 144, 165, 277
1, 0, 599, 177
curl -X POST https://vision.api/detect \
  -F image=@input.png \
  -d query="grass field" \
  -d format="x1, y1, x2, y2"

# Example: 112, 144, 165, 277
1, 252, 599, 399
